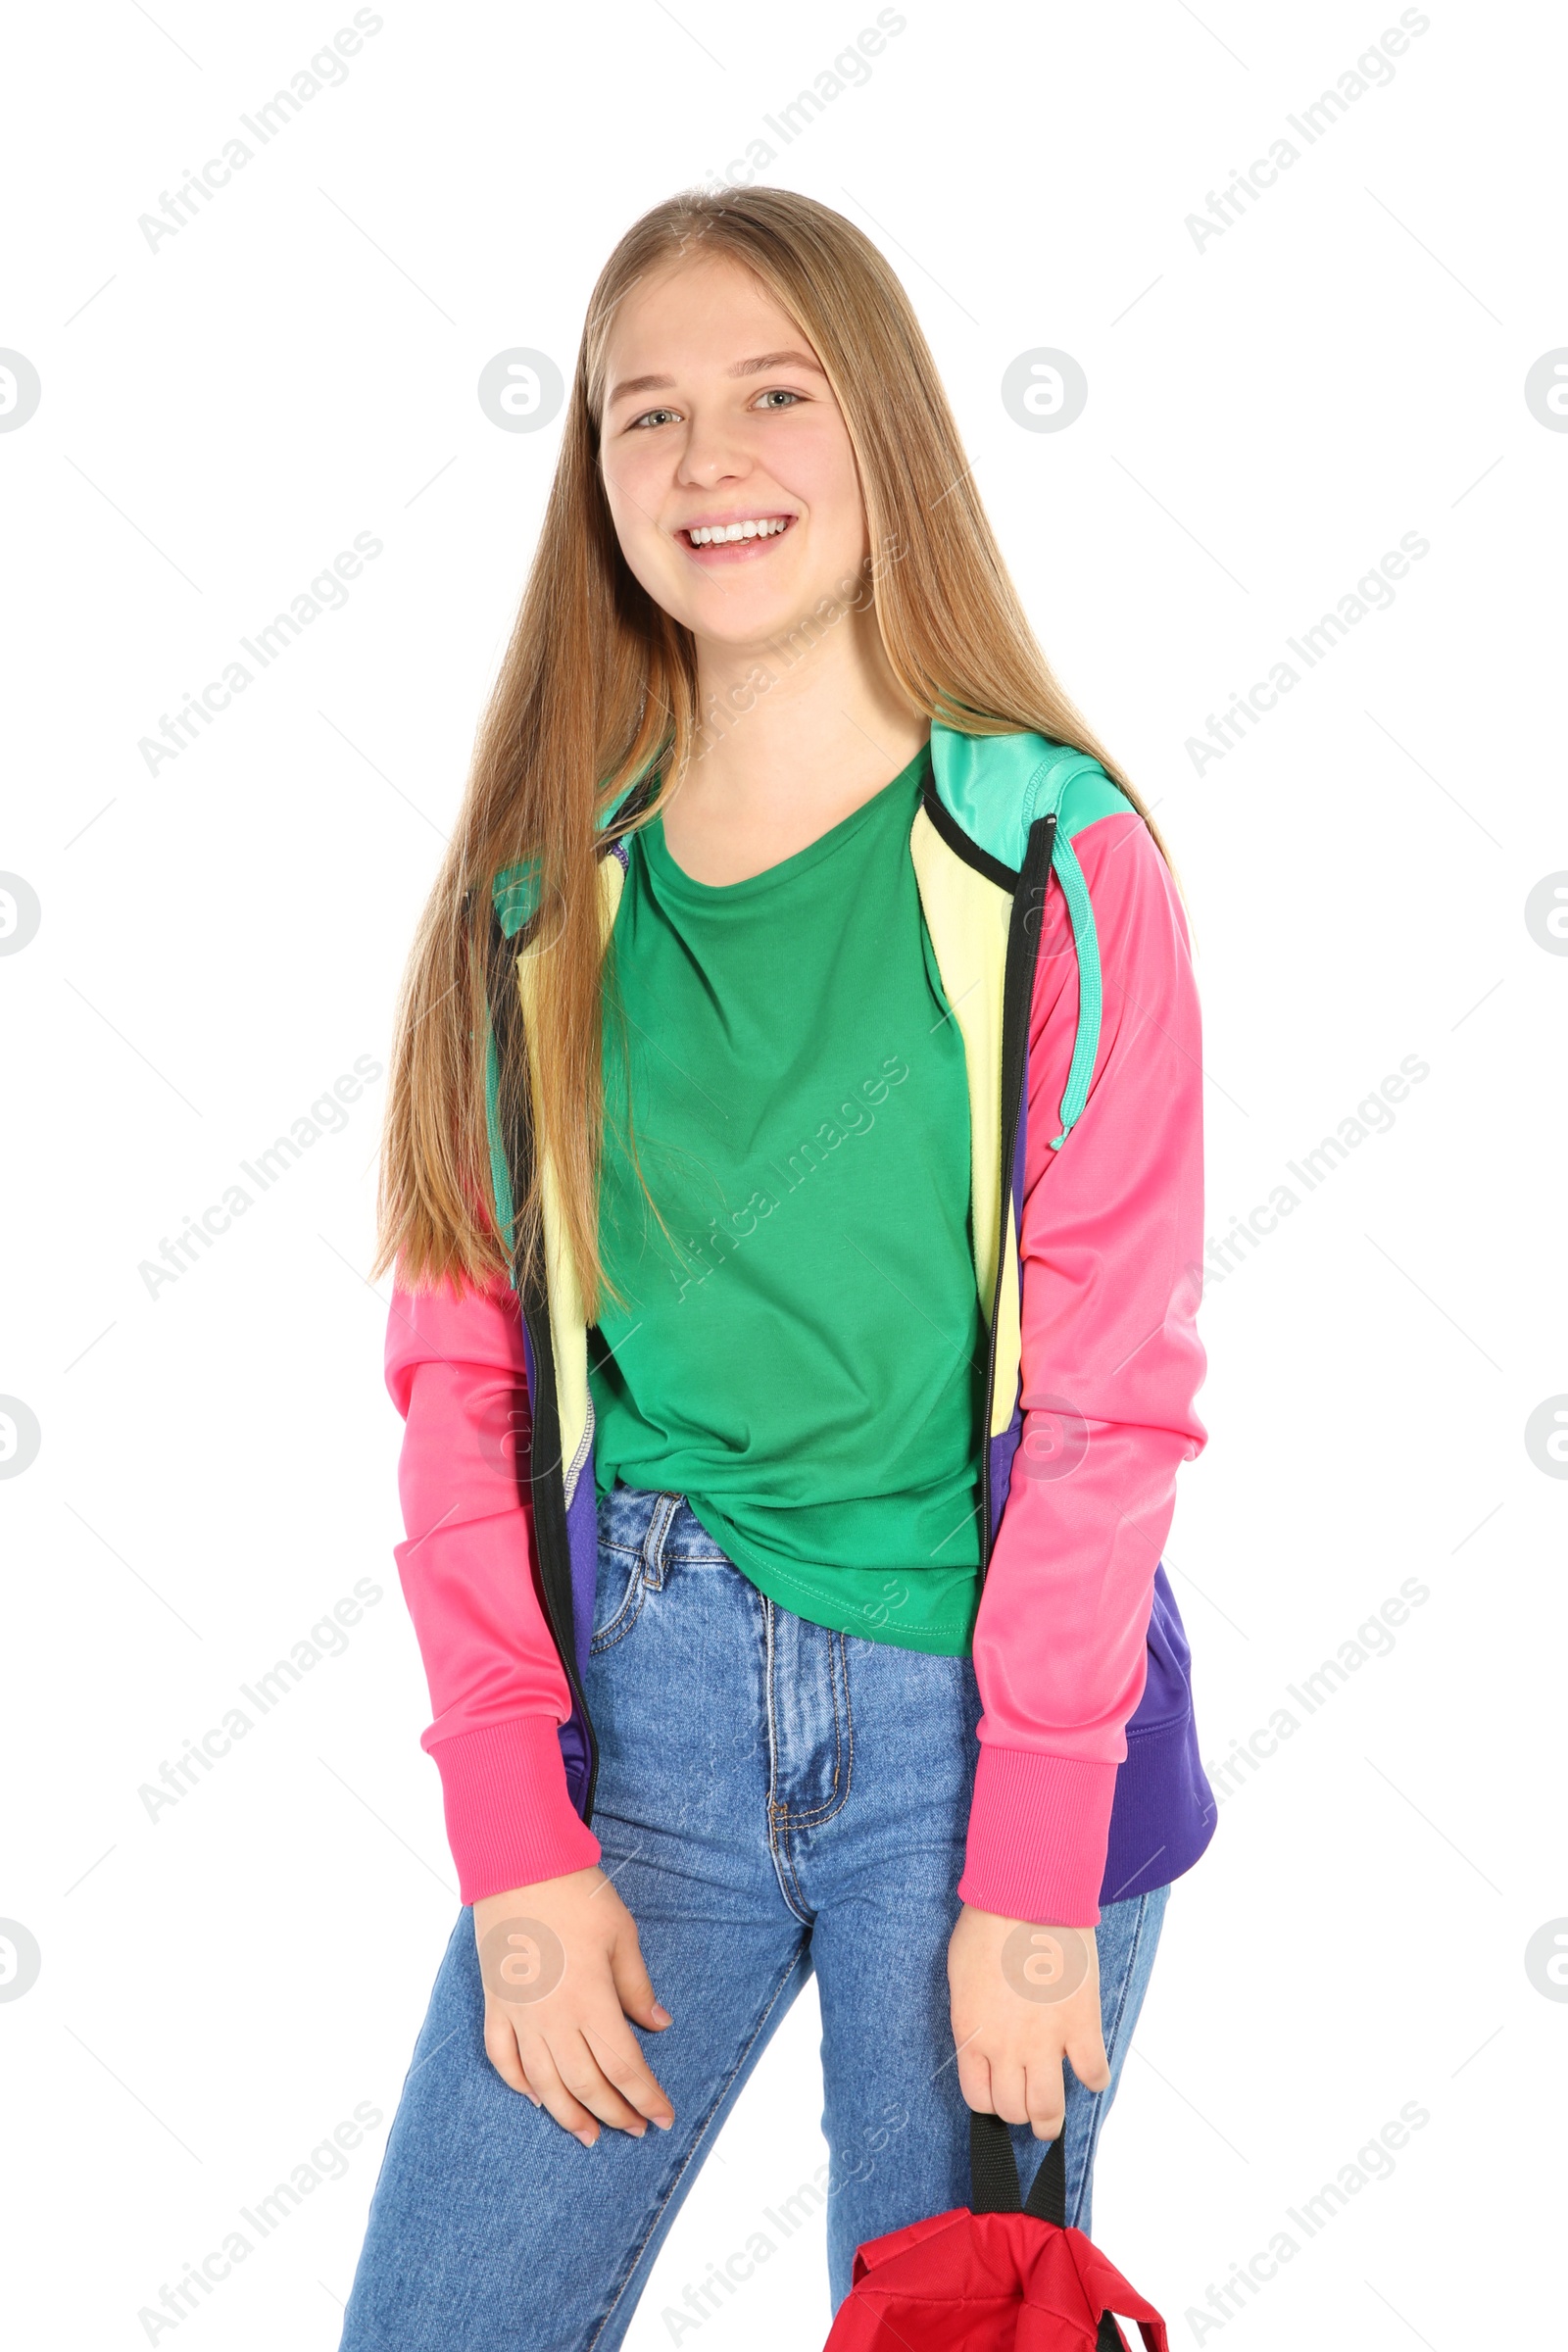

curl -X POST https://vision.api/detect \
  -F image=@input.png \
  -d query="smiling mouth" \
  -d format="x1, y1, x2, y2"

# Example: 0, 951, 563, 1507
679, 514, 797, 555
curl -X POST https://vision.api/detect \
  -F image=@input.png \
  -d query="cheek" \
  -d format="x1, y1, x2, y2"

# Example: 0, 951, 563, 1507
607, 526, 674, 616
784, 418, 867, 554
600, 453, 668, 573
601, 440, 656, 523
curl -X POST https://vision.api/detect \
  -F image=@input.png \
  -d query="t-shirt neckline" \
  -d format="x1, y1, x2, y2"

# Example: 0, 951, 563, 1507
640, 738, 932, 903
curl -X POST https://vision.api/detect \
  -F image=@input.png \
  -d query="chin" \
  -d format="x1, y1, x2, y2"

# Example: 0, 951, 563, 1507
692, 595, 801, 643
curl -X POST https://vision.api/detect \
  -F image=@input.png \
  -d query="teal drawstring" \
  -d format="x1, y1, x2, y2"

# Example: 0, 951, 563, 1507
482, 1006, 519, 1260
1022, 754, 1105, 1152
1046, 828, 1102, 1152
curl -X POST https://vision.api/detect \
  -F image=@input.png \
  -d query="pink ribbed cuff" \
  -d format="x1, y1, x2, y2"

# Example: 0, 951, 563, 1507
427, 1716, 602, 1905
958, 1745, 1120, 1928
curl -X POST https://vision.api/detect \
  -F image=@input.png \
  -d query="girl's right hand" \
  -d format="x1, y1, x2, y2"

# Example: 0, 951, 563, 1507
472, 1868, 675, 2145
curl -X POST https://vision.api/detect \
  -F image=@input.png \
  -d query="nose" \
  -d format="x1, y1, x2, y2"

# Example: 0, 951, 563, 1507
675, 406, 755, 490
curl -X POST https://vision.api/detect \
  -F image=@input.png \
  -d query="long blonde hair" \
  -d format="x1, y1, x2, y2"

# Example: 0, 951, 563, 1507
374, 185, 1162, 1311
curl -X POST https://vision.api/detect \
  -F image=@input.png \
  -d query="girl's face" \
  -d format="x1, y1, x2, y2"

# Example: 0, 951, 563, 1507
598, 253, 869, 653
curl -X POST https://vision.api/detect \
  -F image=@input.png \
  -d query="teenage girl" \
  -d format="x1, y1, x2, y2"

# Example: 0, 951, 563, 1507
340, 185, 1213, 2351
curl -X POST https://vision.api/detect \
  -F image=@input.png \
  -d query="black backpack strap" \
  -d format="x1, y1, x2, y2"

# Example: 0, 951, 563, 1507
968, 2109, 1022, 2213
1023, 2129, 1067, 2227
970, 2114, 1135, 2347
968, 2109, 1067, 2226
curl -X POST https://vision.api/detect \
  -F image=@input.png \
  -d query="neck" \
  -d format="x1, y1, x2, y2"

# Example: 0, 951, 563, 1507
676, 599, 929, 841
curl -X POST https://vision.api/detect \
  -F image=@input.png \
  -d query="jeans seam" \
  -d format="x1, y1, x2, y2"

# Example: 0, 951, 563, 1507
768, 1636, 855, 1920
762, 1602, 809, 1923
763, 1604, 822, 1923
589, 1548, 649, 1654
773, 1821, 810, 1921
588, 1585, 646, 1653
585, 1945, 808, 2350
773, 1632, 855, 1830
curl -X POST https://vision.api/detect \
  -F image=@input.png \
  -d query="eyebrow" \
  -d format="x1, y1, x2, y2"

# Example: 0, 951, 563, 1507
605, 350, 826, 409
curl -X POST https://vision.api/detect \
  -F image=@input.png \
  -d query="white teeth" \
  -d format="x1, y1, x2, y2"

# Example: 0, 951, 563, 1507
688, 517, 789, 545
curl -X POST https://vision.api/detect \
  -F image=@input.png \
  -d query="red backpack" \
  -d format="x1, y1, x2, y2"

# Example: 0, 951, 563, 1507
823, 2111, 1169, 2351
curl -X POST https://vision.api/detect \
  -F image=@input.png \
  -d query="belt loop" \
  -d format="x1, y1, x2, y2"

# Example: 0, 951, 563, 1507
641, 1490, 678, 1589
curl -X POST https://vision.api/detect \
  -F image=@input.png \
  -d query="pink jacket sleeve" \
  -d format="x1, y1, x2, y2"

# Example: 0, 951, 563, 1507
956, 809, 1207, 1929
385, 1274, 601, 1903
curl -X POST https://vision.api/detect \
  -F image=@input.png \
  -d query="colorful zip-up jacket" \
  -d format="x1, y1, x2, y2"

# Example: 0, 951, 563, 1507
385, 720, 1215, 1929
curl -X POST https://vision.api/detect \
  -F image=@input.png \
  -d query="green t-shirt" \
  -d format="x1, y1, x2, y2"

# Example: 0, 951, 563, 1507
588, 740, 984, 1654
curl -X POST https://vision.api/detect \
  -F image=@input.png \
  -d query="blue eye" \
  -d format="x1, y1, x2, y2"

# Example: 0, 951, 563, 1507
757, 388, 803, 410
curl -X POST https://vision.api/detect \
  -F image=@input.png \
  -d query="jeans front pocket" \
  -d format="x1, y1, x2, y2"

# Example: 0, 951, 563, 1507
589, 1539, 648, 1653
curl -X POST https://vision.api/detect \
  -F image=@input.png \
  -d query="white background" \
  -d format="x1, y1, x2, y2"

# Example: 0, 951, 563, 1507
3, 0, 1565, 2344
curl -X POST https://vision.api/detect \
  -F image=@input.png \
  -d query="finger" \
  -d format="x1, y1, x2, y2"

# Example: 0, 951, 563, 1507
581, 2012, 675, 2131
955, 2046, 994, 2117
550, 2026, 657, 2136
988, 2062, 1030, 2128
610, 1925, 673, 2032
1026, 2059, 1067, 2141
514, 2034, 603, 2146
482, 2005, 540, 2103
1065, 2022, 1111, 2095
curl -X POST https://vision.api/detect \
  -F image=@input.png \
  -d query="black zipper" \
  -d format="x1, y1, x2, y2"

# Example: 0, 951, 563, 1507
517, 1287, 599, 1823
480, 806, 663, 1831
977, 810, 1057, 1575
484, 901, 601, 1823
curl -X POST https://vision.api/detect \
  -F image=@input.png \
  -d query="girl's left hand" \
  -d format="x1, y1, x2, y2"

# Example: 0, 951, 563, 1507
947, 1903, 1111, 2139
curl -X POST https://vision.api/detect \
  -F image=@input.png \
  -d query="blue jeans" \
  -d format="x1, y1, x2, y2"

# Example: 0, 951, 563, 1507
340, 1487, 1168, 2350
